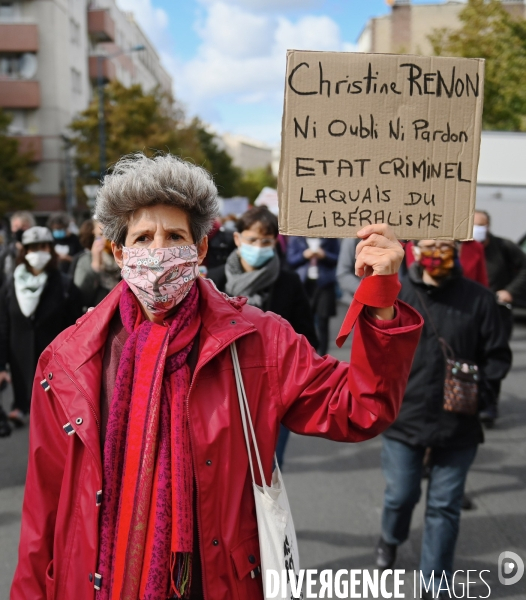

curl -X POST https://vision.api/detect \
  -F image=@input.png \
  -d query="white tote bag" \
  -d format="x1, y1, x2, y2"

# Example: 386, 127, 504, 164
230, 342, 303, 600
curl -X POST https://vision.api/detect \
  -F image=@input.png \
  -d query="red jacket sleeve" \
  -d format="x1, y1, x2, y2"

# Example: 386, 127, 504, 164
10, 360, 68, 600
276, 299, 423, 442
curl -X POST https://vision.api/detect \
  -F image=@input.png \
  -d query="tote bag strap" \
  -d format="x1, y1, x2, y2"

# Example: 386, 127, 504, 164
414, 289, 455, 361
230, 342, 268, 490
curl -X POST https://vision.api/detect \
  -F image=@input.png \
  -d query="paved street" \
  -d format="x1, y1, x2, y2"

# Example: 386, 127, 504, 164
1, 306, 525, 598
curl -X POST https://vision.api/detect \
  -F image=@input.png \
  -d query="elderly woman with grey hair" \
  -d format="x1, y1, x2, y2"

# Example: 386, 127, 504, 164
12, 152, 422, 600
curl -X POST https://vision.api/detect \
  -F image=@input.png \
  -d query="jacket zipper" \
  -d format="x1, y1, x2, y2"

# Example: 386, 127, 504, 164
186, 330, 253, 600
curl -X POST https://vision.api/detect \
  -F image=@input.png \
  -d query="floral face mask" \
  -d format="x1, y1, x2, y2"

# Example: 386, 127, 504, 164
121, 245, 200, 316
418, 245, 456, 278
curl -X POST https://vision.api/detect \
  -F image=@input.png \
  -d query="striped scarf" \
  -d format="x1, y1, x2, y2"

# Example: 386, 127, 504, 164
97, 282, 200, 599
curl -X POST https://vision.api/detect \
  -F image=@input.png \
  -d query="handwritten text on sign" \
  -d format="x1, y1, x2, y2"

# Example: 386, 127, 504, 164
278, 51, 485, 240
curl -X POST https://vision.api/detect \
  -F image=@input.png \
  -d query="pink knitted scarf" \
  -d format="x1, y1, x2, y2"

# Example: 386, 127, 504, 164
97, 282, 200, 599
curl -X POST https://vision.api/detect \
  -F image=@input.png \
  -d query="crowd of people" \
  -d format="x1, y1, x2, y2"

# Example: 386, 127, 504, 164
0, 153, 525, 599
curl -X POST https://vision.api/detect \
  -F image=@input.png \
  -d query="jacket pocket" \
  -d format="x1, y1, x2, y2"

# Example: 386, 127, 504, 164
230, 533, 263, 599
45, 559, 54, 600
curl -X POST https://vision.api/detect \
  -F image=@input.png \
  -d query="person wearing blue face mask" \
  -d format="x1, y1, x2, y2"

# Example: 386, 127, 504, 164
208, 207, 317, 347
208, 207, 318, 468
47, 211, 83, 273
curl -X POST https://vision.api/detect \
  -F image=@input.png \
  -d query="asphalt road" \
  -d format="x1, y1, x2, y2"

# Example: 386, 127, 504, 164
1, 306, 525, 599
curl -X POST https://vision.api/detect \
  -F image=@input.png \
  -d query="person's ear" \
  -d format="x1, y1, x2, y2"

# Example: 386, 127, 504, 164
111, 242, 124, 268
233, 231, 242, 249
197, 236, 208, 265
412, 245, 421, 262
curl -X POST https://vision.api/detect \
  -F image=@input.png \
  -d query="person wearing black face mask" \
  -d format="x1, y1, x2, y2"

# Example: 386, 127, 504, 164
0, 211, 36, 288
375, 239, 511, 600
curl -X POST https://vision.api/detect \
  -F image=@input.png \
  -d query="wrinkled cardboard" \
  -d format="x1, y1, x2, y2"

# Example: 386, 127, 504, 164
278, 51, 485, 240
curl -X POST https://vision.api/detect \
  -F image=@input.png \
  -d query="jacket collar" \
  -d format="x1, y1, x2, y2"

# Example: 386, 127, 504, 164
52, 280, 124, 373
48, 278, 257, 471
52, 278, 256, 382
194, 277, 257, 367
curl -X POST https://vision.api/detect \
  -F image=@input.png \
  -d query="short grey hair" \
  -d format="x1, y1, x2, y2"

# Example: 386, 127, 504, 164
95, 152, 219, 245
11, 211, 36, 228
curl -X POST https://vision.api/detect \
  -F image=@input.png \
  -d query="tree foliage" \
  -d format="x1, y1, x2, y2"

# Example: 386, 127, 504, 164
237, 166, 277, 203
0, 109, 35, 217
70, 81, 205, 193
429, 0, 526, 131
193, 118, 242, 197
69, 80, 276, 205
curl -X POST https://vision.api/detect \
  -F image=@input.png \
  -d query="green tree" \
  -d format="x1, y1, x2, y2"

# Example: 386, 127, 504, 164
69, 81, 205, 197
193, 119, 242, 197
236, 165, 277, 203
0, 109, 35, 216
429, 0, 526, 131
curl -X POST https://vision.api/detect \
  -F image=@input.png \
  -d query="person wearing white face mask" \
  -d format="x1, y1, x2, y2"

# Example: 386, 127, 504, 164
0, 226, 83, 427
474, 210, 526, 307
473, 210, 526, 425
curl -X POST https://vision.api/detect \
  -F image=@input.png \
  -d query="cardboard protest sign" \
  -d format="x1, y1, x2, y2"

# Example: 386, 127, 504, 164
278, 51, 485, 240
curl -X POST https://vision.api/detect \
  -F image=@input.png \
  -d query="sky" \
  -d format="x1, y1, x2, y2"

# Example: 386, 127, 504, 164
116, 0, 450, 146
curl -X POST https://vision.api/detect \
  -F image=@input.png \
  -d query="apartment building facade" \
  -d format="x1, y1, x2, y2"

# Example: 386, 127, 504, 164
358, 0, 526, 55
0, 0, 172, 212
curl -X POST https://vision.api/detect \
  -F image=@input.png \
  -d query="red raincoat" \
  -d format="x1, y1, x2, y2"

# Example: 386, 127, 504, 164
11, 277, 422, 600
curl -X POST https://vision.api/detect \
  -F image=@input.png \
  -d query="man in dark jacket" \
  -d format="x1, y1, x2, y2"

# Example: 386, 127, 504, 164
47, 212, 82, 273
376, 239, 511, 600
474, 210, 526, 305
473, 209, 526, 423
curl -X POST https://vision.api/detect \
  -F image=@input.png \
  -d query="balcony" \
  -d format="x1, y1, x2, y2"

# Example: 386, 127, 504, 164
0, 24, 38, 52
0, 80, 40, 108
88, 9, 115, 43
89, 56, 116, 83
14, 135, 42, 162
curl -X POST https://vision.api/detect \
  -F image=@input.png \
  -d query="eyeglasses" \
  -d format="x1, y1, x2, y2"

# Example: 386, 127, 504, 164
417, 243, 454, 252
240, 234, 275, 247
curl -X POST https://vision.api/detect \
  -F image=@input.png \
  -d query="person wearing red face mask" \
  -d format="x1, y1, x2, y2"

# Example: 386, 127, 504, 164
375, 239, 511, 600
404, 240, 488, 288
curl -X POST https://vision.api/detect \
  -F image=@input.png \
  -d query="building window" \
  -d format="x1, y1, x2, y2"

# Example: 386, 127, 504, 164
0, 52, 37, 79
0, 1, 19, 22
71, 67, 82, 94
0, 53, 21, 77
70, 18, 81, 45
